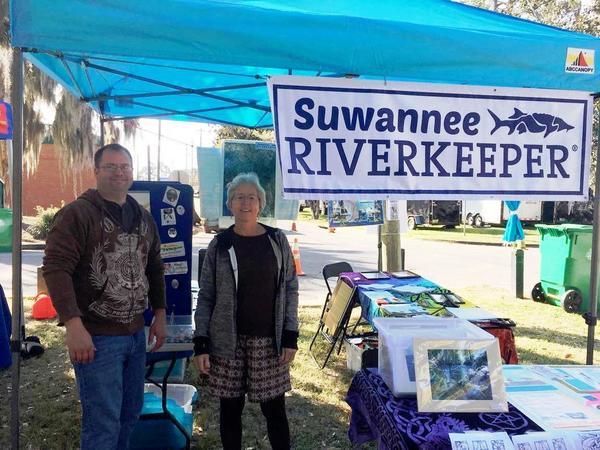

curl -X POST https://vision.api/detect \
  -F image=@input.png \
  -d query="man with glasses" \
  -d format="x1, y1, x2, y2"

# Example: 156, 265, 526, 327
43, 143, 167, 450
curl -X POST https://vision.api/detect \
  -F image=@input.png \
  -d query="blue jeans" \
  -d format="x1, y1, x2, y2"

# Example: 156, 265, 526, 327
73, 330, 146, 450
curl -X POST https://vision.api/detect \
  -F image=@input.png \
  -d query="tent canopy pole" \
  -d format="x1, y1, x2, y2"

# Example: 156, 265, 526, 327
10, 47, 24, 450
586, 95, 600, 365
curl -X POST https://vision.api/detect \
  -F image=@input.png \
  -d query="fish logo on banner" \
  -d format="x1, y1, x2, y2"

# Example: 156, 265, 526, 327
0, 101, 13, 140
488, 109, 574, 137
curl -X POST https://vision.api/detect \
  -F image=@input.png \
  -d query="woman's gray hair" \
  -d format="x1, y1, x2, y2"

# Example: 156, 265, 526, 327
226, 172, 267, 214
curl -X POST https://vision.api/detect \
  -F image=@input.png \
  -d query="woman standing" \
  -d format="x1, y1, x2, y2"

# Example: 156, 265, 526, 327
193, 172, 299, 450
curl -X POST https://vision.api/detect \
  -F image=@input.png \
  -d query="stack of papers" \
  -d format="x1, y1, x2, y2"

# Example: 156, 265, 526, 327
362, 290, 400, 304
380, 303, 427, 316
446, 307, 499, 321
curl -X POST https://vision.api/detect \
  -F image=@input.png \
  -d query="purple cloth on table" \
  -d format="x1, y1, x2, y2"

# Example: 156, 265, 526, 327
346, 369, 542, 450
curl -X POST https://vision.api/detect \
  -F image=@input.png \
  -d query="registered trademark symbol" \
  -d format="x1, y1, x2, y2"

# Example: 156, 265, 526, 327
572, 145, 578, 152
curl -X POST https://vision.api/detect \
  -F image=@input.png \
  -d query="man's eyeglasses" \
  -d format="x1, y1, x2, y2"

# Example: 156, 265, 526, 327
99, 164, 133, 172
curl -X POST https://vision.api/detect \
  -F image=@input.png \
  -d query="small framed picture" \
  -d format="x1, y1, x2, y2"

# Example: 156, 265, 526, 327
413, 338, 507, 413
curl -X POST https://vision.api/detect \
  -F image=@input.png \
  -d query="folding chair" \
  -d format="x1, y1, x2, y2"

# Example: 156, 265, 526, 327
320, 262, 353, 322
323, 261, 371, 336
309, 278, 356, 369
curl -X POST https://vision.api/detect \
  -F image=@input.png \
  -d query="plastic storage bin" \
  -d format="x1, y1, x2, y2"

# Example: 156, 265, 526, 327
130, 383, 197, 450
344, 337, 378, 372
373, 317, 494, 396
147, 358, 187, 383
533, 224, 593, 313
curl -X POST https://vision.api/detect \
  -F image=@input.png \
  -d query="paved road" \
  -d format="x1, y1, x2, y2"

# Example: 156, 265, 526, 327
1, 221, 540, 307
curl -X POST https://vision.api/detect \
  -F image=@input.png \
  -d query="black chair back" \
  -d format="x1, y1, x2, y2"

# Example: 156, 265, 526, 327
322, 262, 353, 296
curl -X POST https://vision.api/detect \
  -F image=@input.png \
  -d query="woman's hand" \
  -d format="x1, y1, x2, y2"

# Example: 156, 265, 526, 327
279, 347, 297, 365
193, 354, 211, 375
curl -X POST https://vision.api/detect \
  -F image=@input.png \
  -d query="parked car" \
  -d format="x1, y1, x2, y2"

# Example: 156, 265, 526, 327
406, 200, 461, 230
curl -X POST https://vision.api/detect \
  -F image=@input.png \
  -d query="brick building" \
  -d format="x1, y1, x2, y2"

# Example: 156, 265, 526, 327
21, 143, 96, 216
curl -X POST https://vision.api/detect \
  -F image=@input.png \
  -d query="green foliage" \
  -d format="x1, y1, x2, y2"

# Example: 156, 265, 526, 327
215, 126, 274, 146
27, 204, 61, 240
459, 0, 600, 32
222, 141, 277, 217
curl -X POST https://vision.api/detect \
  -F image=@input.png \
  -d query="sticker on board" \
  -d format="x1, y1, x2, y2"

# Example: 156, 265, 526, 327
164, 261, 188, 276
160, 241, 186, 259
161, 207, 176, 226
163, 186, 180, 206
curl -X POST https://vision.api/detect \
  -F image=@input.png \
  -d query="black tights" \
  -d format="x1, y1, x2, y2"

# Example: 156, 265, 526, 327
219, 395, 290, 450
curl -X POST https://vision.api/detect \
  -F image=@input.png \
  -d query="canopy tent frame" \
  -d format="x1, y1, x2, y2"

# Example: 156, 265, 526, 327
10, 48, 24, 450
8, 1, 600, 448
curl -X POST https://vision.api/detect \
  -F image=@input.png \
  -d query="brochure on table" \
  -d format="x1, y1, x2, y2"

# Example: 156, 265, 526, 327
450, 429, 600, 450
503, 365, 600, 431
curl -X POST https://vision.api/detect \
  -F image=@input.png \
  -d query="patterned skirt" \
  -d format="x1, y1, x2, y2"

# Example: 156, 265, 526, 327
208, 335, 292, 402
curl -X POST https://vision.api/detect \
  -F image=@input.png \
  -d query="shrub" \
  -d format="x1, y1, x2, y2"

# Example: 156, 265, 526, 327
27, 204, 61, 240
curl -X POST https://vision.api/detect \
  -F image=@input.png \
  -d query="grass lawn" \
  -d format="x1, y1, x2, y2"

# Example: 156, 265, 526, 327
405, 225, 540, 246
297, 209, 328, 227
297, 209, 540, 246
1, 289, 598, 449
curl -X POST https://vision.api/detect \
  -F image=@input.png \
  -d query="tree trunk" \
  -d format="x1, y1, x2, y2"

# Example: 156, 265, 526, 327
308, 200, 321, 220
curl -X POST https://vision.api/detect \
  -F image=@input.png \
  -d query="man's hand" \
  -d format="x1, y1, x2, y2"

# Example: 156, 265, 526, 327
65, 317, 95, 364
193, 354, 210, 375
148, 309, 167, 352
279, 347, 297, 365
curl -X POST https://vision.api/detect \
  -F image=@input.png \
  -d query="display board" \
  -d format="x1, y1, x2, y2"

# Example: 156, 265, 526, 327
130, 181, 193, 318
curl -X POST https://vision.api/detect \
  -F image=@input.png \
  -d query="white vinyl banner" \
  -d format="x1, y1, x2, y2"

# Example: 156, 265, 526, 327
268, 76, 593, 200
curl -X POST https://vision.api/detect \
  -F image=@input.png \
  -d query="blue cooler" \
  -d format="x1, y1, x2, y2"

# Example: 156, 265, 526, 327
130, 384, 197, 450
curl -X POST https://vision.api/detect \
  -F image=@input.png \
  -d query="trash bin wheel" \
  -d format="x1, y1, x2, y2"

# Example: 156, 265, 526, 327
531, 282, 545, 303
563, 289, 582, 314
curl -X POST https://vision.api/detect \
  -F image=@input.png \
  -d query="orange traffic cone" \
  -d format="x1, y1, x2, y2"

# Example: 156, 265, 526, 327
292, 238, 306, 276
291, 222, 297, 232
32, 293, 57, 320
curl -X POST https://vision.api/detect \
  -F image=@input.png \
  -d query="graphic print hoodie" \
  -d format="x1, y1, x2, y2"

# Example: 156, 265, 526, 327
43, 189, 165, 335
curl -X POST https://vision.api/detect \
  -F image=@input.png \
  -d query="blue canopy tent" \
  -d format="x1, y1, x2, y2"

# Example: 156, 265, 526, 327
10, 0, 600, 125
8, 1, 600, 447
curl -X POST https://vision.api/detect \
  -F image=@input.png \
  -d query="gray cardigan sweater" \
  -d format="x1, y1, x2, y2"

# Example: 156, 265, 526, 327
193, 224, 299, 359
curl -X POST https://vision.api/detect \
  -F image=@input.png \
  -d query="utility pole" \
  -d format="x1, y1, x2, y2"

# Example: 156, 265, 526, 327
157, 120, 161, 181
147, 144, 151, 181
381, 201, 404, 272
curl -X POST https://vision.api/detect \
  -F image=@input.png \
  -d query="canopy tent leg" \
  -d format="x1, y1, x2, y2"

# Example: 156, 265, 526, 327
377, 225, 382, 271
586, 97, 600, 365
10, 48, 24, 450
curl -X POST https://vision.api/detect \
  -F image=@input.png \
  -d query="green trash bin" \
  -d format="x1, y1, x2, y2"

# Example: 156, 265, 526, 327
532, 224, 593, 313
0, 208, 12, 253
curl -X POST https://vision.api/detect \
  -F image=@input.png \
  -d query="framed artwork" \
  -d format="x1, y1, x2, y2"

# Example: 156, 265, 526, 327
414, 338, 507, 413
328, 200, 384, 227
